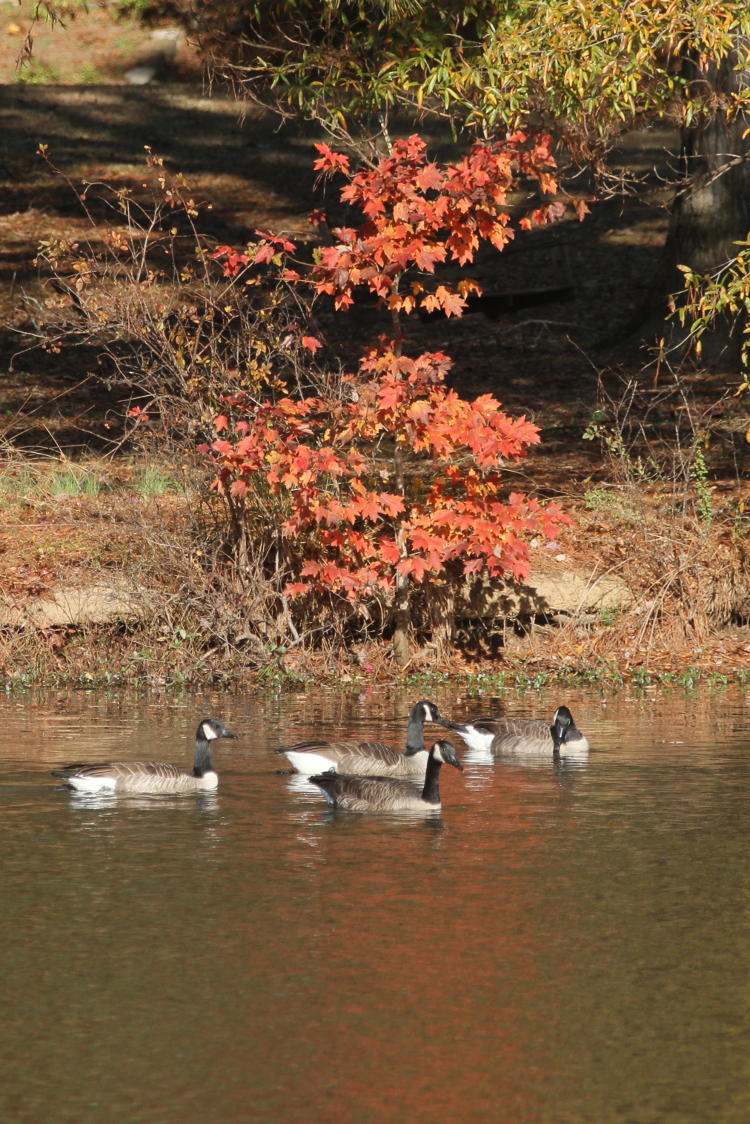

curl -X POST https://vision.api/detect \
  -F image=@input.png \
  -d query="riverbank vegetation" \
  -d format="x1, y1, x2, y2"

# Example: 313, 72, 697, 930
1, 1, 748, 687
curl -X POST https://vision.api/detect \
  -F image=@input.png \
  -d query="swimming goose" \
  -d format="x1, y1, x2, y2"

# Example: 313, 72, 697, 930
278, 699, 443, 777
52, 718, 237, 794
438, 705, 589, 759
309, 739, 463, 813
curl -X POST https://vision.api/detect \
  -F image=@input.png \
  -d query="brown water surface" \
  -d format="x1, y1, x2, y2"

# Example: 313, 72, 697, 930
1, 685, 749, 1123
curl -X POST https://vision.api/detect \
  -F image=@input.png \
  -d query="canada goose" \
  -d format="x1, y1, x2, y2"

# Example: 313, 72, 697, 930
51, 718, 237, 794
438, 705, 589, 759
278, 699, 443, 777
309, 739, 463, 813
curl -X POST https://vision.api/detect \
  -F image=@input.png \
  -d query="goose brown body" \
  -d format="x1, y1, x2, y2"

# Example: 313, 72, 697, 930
438, 706, 588, 759
309, 739, 463, 813
278, 700, 442, 777
52, 718, 237, 794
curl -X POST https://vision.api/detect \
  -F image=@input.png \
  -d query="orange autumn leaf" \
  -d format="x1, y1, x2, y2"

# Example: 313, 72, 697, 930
200, 137, 571, 606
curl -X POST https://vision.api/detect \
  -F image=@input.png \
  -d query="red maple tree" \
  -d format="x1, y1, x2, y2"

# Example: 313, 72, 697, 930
208, 132, 580, 661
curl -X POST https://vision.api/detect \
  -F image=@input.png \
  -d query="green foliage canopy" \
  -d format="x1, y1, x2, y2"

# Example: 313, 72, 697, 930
192, 0, 750, 159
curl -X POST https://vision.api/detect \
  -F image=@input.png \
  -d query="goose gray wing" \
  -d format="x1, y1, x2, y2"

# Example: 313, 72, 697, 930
310, 772, 424, 811
278, 739, 403, 768
55, 760, 185, 780
278, 739, 396, 759
469, 718, 505, 735
53, 760, 125, 780
53, 759, 198, 793
489, 718, 554, 753
491, 718, 550, 738
336, 741, 405, 766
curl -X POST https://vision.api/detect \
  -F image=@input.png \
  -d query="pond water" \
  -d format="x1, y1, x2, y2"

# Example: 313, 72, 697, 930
1, 683, 748, 1123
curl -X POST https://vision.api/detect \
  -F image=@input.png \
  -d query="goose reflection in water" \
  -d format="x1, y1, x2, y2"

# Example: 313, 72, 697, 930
65, 788, 222, 814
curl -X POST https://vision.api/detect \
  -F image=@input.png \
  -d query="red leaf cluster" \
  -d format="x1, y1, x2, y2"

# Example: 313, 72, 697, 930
213, 230, 298, 277
204, 347, 569, 600
309, 131, 567, 315
204, 133, 574, 607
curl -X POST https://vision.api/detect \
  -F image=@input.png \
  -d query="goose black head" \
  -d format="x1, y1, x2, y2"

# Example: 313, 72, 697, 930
414, 700, 442, 724
198, 718, 238, 742
430, 739, 463, 771
550, 706, 575, 750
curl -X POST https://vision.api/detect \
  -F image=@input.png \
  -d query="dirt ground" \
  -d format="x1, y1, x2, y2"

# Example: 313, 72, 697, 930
1, 2, 749, 682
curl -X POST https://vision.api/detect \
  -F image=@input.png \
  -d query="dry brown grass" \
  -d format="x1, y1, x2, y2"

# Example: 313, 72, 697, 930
0, 455, 290, 686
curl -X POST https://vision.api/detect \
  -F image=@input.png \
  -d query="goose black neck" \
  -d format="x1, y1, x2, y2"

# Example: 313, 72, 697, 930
420, 753, 443, 804
405, 706, 426, 756
192, 737, 214, 778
